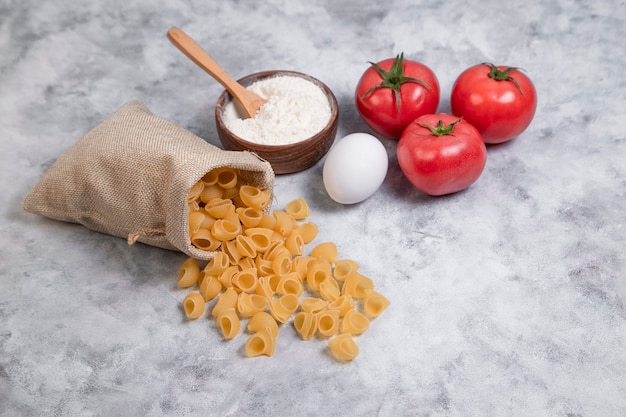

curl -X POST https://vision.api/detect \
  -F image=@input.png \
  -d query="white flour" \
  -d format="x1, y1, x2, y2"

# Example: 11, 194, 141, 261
222, 75, 332, 145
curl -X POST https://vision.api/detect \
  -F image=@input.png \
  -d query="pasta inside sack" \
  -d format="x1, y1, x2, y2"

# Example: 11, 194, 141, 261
22, 101, 274, 261
177, 196, 390, 362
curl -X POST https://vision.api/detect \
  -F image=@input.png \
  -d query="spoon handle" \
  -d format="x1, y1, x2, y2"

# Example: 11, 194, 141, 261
167, 27, 264, 118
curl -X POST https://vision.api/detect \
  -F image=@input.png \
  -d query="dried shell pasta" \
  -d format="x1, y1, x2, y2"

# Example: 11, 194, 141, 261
216, 308, 240, 339
285, 197, 310, 220
300, 297, 329, 314
269, 294, 299, 323
212, 287, 238, 317
239, 185, 270, 210
276, 273, 304, 297
363, 291, 391, 319
232, 268, 258, 293
342, 272, 375, 299
183, 291, 205, 319
333, 259, 359, 281
310, 241, 338, 263
199, 274, 222, 301
341, 309, 370, 335
245, 328, 276, 357
327, 294, 355, 317
293, 311, 317, 340
316, 309, 340, 337
216, 168, 238, 189
236, 207, 263, 228
190, 228, 221, 251
328, 334, 359, 362
247, 311, 279, 338
237, 292, 269, 317
297, 222, 318, 244
181, 190, 390, 362
211, 219, 242, 241
178, 257, 201, 288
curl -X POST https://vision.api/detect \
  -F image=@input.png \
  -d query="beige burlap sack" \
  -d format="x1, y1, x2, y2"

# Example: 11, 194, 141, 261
23, 101, 274, 260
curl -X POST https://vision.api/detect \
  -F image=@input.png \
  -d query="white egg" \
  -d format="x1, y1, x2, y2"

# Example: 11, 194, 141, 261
322, 133, 388, 204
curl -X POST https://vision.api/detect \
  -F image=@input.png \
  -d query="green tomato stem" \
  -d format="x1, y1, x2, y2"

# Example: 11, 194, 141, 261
363, 52, 433, 113
484, 62, 523, 93
416, 118, 463, 137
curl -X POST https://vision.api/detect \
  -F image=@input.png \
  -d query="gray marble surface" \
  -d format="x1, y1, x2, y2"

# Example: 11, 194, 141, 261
2, 0, 625, 416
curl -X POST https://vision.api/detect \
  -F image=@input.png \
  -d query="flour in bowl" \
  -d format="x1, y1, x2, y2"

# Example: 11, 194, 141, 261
222, 75, 332, 145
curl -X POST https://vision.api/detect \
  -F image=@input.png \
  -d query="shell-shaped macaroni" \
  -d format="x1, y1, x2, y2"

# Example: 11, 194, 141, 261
310, 242, 339, 263
271, 251, 292, 276
328, 333, 359, 361
218, 265, 239, 288
211, 287, 238, 317
223, 240, 242, 265
245, 328, 276, 357
244, 227, 274, 252
316, 309, 340, 337
285, 197, 310, 220
235, 235, 257, 259
223, 204, 240, 225
188, 180, 205, 202
201, 169, 219, 186
342, 272, 375, 299
222, 185, 239, 202
178, 257, 201, 288
269, 294, 299, 323
238, 257, 255, 270
263, 240, 288, 261
300, 297, 329, 314
204, 251, 230, 276
293, 311, 317, 340
276, 273, 304, 297
216, 168, 238, 190
190, 228, 221, 251
297, 222, 318, 244
285, 230, 305, 256
183, 291, 205, 319
232, 268, 258, 293
363, 291, 390, 319
205, 198, 233, 219
188, 200, 200, 213
293, 256, 315, 282
236, 207, 263, 228
333, 259, 359, 282
199, 274, 222, 301
211, 219, 242, 242
247, 311, 279, 338
306, 259, 333, 292
200, 184, 224, 203
216, 308, 240, 339
237, 292, 269, 317
341, 309, 370, 335
256, 274, 280, 298
273, 210, 295, 237
258, 213, 277, 229
239, 185, 270, 210
327, 294, 355, 317
255, 257, 274, 277
188, 211, 205, 236
318, 277, 340, 302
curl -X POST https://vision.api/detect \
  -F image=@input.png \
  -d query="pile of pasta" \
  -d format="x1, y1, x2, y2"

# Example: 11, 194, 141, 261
179, 167, 390, 361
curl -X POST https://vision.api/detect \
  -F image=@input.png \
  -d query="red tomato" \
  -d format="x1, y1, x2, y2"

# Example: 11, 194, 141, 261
397, 113, 487, 196
450, 63, 537, 144
355, 53, 440, 139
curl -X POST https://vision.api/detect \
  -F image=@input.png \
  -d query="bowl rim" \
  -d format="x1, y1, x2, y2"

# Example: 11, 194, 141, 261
215, 70, 339, 151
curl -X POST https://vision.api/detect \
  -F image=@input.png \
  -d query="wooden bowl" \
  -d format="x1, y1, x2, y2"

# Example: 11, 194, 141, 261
215, 70, 339, 174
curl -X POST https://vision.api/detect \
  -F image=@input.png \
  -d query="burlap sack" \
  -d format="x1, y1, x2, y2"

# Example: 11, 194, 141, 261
23, 101, 275, 260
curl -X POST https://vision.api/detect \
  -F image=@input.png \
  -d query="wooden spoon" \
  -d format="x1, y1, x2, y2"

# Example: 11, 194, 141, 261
167, 27, 266, 118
